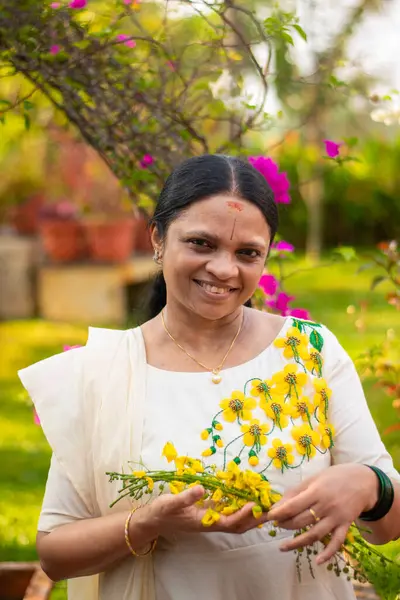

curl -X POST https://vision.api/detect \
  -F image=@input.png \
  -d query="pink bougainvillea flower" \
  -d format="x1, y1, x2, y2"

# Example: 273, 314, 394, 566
167, 60, 176, 71
50, 45, 60, 55
63, 344, 82, 352
272, 240, 295, 253
249, 156, 291, 204
324, 139, 342, 158
140, 154, 154, 168
267, 292, 294, 315
259, 274, 278, 296
288, 308, 311, 320
69, 0, 87, 8
116, 34, 136, 49
33, 408, 41, 426
50, 2, 61, 7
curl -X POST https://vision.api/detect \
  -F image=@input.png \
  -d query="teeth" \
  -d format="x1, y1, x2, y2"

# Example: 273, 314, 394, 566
199, 282, 230, 294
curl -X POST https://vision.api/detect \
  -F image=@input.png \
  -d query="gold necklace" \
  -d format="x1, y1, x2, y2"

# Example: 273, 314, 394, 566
161, 309, 244, 384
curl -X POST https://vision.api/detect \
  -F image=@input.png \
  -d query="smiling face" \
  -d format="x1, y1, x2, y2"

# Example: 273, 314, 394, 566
152, 194, 271, 321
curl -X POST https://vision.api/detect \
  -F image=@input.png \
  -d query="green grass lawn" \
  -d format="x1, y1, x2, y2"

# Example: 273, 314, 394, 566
0, 258, 399, 599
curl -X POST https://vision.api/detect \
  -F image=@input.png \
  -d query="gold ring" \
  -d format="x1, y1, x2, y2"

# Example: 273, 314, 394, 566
309, 508, 320, 524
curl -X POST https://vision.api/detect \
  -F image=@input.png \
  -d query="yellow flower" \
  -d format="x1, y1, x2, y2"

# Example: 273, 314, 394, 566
291, 424, 321, 459
133, 470, 147, 478
169, 480, 185, 494
263, 398, 291, 430
146, 477, 154, 491
272, 364, 308, 398
345, 531, 355, 544
289, 396, 313, 423
241, 419, 270, 448
212, 488, 223, 502
304, 350, 323, 375
174, 456, 188, 471
267, 438, 295, 470
313, 378, 332, 422
250, 378, 274, 401
221, 501, 239, 516
162, 441, 178, 463
252, 505, 263, 519
318, 423, 335, 450
274, 326, 310, 360
187, 459, 204, 473
202, 509, 221, 527
220, 391, 256, 422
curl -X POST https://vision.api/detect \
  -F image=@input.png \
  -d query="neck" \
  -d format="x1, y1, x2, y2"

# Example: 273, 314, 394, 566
162, 301, 244, 351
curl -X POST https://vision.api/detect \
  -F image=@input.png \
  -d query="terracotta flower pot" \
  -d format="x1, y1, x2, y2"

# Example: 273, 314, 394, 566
39, 218, 86, 262
83, 218, 136, 263
132, 214, 153, 254
0, 562, 53, 600
10, 194, 45, 236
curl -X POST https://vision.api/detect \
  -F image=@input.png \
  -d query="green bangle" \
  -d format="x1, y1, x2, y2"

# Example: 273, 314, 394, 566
359, 465, 394, 522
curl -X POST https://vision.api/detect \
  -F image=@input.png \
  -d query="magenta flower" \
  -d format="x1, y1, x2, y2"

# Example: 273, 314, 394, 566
324, 140, 342, 158
288, 308, 311, 320
69, 0, 87, 8
50, 2, 61, 7
267, 292, 294, 314
249, 156, 291, 204
50, 45, 60, 55
272, 240, 295, 253
140, 154, 154, 168
259, 274, 278, 296
116, 34, 136, 49
124, 0, 131, 3
33, 408, 41, 426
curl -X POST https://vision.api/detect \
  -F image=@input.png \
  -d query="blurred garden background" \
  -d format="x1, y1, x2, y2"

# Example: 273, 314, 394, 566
0, 1, 399, 598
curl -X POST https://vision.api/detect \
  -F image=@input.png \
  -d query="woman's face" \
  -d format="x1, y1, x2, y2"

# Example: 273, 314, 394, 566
153, 194, 271, 320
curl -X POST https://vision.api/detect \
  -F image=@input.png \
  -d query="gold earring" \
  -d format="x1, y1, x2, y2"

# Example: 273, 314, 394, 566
153, 250, 162, 264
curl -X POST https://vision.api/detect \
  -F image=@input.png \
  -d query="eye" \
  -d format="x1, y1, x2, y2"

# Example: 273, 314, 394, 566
238, 249, 262, 259
188, 238, 212, 249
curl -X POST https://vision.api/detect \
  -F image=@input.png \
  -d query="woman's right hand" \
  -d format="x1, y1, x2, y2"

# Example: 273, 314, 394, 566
137, 486, 270, 538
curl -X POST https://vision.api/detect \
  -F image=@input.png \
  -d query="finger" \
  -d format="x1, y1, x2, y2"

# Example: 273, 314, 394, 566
267, 488, 316, 523
171, 485, 205, 509
277, 506, 322, 531
279, 518, 334, 552
218, 503, 258, 533
315, 524, 350, 565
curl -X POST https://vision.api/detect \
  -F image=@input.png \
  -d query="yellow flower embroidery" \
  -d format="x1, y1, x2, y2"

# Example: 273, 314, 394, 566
220, 391, 256, 423
162, 441, 178, 463
304, 350, 323, 376
262, 397, 291, 430
289, 395, 313, 423
291, 424, 321, 459
267, 438, 295, 470
274, 326, 309, 360
272, 364, 308, 398
241, 419, 270, 448
250, 378, 274, 401
318, 423, 335, 450
313, 378, 332, 422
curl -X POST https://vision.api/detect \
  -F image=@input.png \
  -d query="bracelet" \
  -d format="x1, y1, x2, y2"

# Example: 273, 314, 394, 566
124, 506, 157, 557
359, 465, 395, 522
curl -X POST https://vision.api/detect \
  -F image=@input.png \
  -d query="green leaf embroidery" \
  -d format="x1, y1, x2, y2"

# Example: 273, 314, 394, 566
310, 330, 324, 352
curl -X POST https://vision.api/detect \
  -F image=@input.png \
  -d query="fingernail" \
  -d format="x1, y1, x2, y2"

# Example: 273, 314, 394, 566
280, 544, 289, 552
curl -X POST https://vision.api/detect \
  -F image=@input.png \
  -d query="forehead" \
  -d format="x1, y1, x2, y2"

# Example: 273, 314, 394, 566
170, 194, 271, 240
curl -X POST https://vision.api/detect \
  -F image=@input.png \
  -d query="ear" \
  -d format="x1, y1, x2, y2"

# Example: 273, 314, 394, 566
150, 223, 163, 254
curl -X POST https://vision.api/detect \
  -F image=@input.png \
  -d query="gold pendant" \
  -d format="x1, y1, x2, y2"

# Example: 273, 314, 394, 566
212, 370, 222, 384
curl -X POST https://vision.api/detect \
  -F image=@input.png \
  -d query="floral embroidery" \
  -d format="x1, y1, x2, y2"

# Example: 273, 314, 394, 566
199, 318, 335, 478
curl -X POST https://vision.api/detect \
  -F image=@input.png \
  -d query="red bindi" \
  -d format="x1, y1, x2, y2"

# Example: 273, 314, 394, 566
226, 201, 244, 212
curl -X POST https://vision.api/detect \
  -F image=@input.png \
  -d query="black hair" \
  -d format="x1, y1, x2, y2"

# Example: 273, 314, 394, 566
147, 154, 278, 319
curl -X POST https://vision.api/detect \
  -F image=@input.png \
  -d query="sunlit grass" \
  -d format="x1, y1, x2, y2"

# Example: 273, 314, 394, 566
0, 259, 399, 599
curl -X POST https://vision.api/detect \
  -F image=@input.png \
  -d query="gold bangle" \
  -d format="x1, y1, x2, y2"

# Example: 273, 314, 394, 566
124, 506, 157, 557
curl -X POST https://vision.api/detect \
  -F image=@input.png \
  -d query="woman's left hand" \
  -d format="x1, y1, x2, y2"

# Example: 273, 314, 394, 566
266, 463, 379, 565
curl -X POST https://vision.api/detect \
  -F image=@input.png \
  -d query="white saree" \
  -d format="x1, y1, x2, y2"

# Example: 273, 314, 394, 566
19, 327, 156, 600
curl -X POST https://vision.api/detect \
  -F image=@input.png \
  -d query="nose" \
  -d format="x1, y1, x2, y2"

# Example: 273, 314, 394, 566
205, 251, 239, 282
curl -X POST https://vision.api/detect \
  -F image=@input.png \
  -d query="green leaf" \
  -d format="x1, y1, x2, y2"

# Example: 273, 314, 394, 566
357, 262, 375, 273
370, 275, 388, 291
333, 246, 358, 262
343, 136, 358, 148
0, 99, 12, 109
292, 24, 307, 41
23, 113, 31, 130
310, 330, 324, 352
292, 319, 304, 333
23, 100, 34, 111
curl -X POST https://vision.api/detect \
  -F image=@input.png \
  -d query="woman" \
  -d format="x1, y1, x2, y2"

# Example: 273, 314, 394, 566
19, 155, 400, 600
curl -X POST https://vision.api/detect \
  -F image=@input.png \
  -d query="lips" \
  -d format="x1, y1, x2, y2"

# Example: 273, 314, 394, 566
194, 279, 237, 295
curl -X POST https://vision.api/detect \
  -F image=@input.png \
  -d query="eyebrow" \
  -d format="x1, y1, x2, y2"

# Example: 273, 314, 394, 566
183, 230, 267, 249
